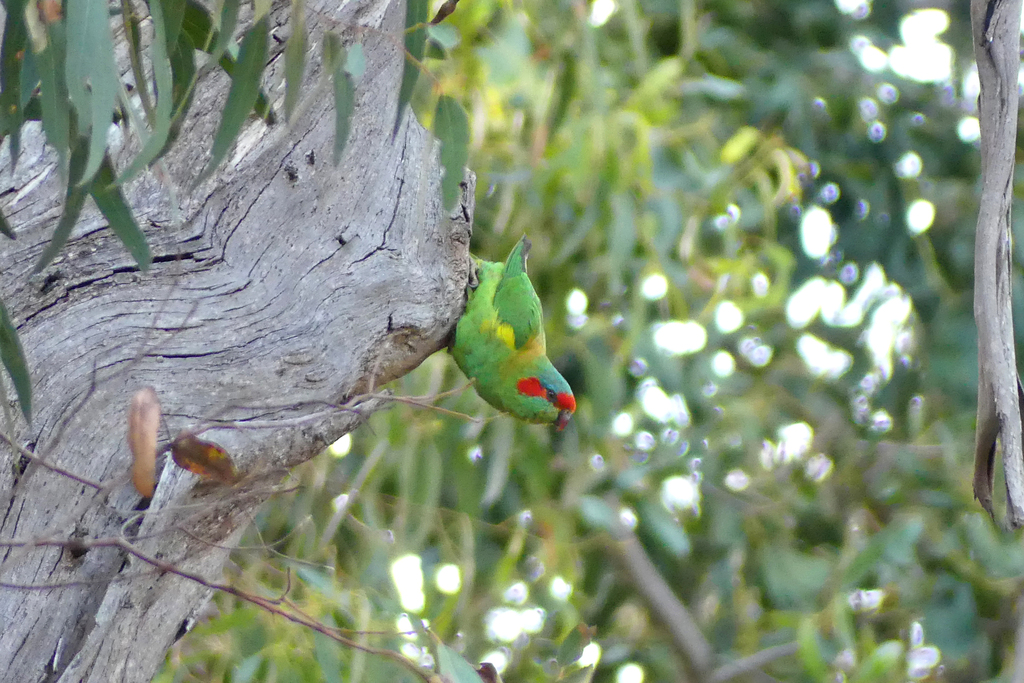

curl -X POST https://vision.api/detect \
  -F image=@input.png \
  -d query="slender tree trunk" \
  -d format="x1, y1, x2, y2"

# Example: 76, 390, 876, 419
0, 1, 472, 680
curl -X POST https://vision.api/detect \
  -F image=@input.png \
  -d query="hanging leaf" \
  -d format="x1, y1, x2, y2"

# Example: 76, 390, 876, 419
0, 299, 30, 422
394, 0, 428, 135
346, 43, 366, 82
555, 624, 594, 668
91, 155, 152, 270
171, 432, 239, 484
35, 21, 71, 176
34, 132, 89, 272
178, 0, 240, 58
426, 23, 459, 50
127, 387, 162, 498
167, 29, 198, 117
1, 0, 29, 166
65, 0, 120, 186
217, 52, 275, 124
558, 666, 595, 683
195, 16, 269, 186
117, 0, 176, 183
434, 95, 469, 210
323, 35, 355, 165
210, 0, 241, 60
19, 46, 39, 112
123, 4, 154, 119
435, 640, 486, 683
161, 0, 188, 47
284, 0, 306, 121
180, 2, 272, 124
0, 208, 15, 240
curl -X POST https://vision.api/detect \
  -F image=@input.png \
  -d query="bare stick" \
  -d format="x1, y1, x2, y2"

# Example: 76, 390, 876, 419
604, 495, 713, 679
1, 536, 431, 681
970, 0, 1024, 524
0, 430, 104, 490
711, 642, 798, 683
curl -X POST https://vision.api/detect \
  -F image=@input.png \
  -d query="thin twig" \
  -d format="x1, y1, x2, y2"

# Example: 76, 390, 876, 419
430, 0, 460, 24
318, 440, 389, 549
1012, 596, 1024, 683
711, 643, 799, 683
3, 536, 432, 681
604, 495, 713, 680
0, 430, 104, 490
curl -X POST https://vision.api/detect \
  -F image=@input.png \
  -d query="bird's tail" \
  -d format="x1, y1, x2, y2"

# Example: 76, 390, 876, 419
502, 235, 531, 279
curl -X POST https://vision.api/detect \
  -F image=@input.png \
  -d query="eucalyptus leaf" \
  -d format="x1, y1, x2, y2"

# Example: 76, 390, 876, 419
1, 0, 28, 165
346, 43, 366, 82
117, 0, 177, 183
196, 17, 269, 185
284, 0, 307, 121
427, 23, 459, 50
36, 22, 70, 175
0, 207, 13, 240
0, 298, 31, 422
35, 133, 89, 272
327, 41, 355, 165
65, 0, 119, 185
91, 155, 152, 270
394, 0, 428, 135
434, 95, 469, 210
436, 640, 485, 683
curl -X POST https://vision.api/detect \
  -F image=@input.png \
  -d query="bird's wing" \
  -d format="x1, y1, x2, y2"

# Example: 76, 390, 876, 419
492, 236, 543, 350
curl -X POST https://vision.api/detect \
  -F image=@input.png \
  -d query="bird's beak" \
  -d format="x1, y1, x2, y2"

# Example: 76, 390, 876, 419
556, 409, 572, 431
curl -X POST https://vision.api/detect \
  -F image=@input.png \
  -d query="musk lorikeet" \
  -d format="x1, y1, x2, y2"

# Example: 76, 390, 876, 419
452, 236, 576, 429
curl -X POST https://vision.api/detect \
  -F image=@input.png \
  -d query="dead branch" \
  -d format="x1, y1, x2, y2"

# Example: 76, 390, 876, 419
970, 0, 1024, 524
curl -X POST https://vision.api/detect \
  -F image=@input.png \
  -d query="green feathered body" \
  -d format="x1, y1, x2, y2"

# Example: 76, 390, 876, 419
452, 236, 576, 428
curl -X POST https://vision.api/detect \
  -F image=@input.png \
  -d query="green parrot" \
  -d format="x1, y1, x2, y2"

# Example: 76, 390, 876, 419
452, 236, 576, 430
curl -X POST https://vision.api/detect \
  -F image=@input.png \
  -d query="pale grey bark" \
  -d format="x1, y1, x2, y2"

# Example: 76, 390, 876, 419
970, 0, 1024, 526
0, 1, 473, 681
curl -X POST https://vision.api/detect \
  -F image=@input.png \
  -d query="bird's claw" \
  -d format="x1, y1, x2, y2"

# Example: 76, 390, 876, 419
468, 264, 480, 290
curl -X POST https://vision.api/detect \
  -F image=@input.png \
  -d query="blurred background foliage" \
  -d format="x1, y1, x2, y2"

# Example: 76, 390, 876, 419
159, 0, 1021, 681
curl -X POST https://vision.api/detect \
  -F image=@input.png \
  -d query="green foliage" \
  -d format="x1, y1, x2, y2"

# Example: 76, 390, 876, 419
437, 639, 486, 682
0, 0, 1001, 681
161, 2, 1017, 683
435, 95, 470, 209
0, 0, 300, 421
395, 0, 429, 134
196, 16, 269, 185
0, 298, 31, 422
284, 0, 307, 122
323, 34, 358, 166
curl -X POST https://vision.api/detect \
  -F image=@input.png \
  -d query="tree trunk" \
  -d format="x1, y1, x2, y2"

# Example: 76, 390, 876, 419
0, 1, 472, 680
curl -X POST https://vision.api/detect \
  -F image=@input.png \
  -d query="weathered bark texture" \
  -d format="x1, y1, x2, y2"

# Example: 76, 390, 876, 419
0, 1, 473, 681
970, 0, 1024, 526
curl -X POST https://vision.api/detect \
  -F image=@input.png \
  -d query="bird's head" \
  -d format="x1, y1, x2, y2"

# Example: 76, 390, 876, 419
516, 368, 576, 430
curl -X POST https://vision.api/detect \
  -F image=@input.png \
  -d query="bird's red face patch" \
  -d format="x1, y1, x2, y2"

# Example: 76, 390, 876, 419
518, 378, 576, 425
517, 377, 546, 399
555, 392, 576, 413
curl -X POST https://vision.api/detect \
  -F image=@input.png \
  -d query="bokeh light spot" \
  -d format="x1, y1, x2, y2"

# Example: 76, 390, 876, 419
715, 300, 744, 333
641, 273, 669, 300
435, 564, 462, 594
654, 320, 707, 355
906, 199, 935, 234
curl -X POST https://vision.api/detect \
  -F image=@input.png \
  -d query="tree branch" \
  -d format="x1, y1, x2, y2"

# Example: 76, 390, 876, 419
711, 643, 798, 683
970, 0, 1024, 525
0, 535, 432, 681
604, 496, 714, 680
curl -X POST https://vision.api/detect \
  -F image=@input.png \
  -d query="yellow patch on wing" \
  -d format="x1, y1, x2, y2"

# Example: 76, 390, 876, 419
480, 318, 518, 350
495, 322, 516, 349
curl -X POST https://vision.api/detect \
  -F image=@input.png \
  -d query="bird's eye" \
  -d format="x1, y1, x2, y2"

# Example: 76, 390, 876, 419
546, 389, 557, 403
